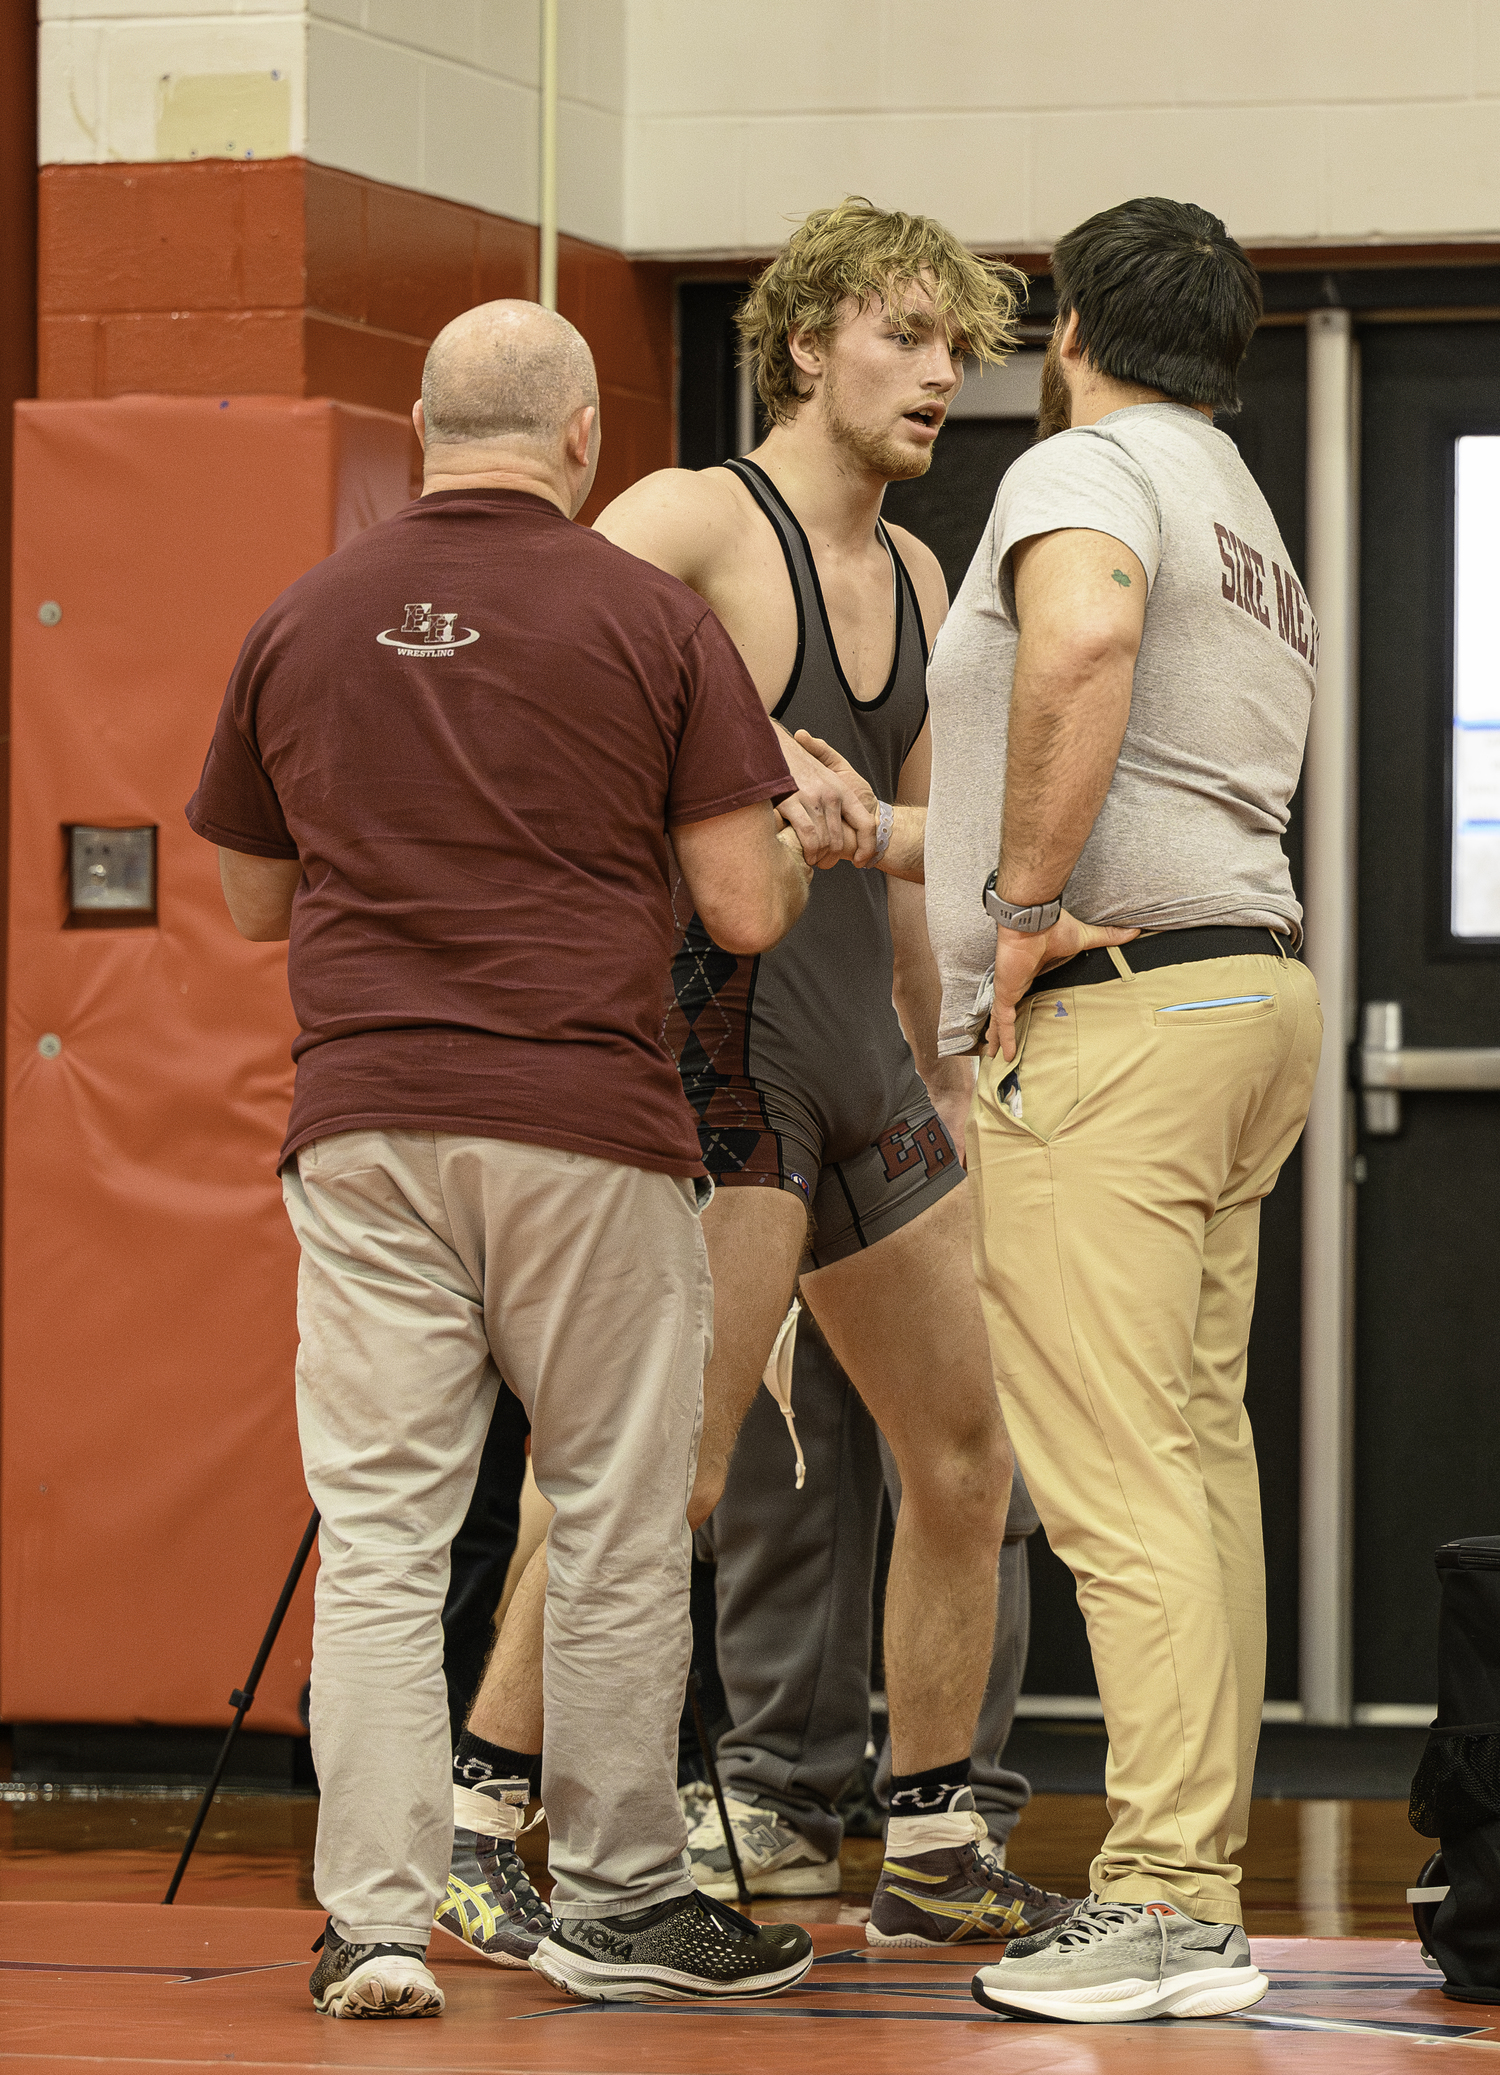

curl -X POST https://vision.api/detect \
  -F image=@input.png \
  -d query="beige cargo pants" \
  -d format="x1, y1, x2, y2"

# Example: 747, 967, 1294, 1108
282, 1129, 711, 1946
967, 945, 1322, 1925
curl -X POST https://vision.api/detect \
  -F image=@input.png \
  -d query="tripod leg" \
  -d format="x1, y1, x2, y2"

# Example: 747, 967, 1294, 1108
688, 1667, 750, 1909
163, 1508, 321, 1904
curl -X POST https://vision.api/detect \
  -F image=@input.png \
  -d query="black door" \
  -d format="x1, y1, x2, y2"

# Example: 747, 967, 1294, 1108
1355, 322, 1500, 1707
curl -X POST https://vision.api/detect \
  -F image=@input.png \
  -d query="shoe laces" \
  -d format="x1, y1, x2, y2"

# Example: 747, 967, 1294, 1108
1054, 1900, 1167, 1963
688, 1794, 777, 1850
966, 1833, 1060, 1910
679, 1780, 717, 1821
478, 1836, 550, 1924
690, 1890, 760, 1944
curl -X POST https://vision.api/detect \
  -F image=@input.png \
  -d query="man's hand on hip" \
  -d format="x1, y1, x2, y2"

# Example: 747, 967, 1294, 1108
984, 913, 1140, 1063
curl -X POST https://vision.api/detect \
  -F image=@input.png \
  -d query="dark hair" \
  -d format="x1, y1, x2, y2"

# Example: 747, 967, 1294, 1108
1050, 197, 1262, 413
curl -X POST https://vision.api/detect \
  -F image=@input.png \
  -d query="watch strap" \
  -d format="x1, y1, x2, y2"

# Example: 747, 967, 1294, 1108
982, 869, 1062, 935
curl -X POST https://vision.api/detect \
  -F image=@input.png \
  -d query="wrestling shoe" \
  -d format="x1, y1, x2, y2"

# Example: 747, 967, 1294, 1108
867, 1788, 1077, 1947
530, 1889, 814, 2002
971, 1897, 1268, 2023
309, 1920, 443, 2018
686, 1792, 840, 1898
433, 1777, 552, 1967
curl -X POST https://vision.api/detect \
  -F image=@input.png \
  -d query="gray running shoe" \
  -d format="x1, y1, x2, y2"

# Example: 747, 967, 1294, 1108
433, 1776, 552, 1967
867, 1788, 1077, 1947
678, 1778, 717, 1826
531, 1889, 814, 2002
687, 1793, 839, 1899
309, 1920, 443, 2019
971, 1897, 1268, 2023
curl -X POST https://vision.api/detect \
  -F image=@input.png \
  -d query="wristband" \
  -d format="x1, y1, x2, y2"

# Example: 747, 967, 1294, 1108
874, 800, 895, 862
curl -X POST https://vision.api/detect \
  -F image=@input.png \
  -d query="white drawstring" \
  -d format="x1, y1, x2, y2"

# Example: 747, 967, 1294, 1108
760, 1299, 806, 1489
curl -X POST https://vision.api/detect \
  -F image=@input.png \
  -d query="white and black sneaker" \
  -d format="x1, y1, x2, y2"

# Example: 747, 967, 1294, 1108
971, 1898, 1268, 2024
531, 1889, 814, 2002
686, 1792, 839, 1899
434, 1777, 552, 1966
309, 1920, 444, 2019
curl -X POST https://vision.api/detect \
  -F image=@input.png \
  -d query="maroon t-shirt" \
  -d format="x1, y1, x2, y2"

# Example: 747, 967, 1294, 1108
187, 488, 789, 1175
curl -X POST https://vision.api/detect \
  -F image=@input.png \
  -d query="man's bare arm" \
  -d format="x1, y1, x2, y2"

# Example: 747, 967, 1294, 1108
218, 848, 300, 941
885, 714, 973, 1147
595, 470, 878, 868
984, 529, 1145, 1060
671, 801, 812, 955
997, 529, 1144, 903
890, 879, 975, 1152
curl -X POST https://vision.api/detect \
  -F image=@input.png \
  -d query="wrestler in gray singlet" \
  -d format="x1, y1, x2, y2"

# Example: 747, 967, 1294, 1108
671, 457, 1036, 1857
666, 457, 962, 1260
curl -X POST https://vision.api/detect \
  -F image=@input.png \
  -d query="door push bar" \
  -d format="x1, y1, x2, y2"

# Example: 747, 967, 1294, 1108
1359, 1000, 1500, 1135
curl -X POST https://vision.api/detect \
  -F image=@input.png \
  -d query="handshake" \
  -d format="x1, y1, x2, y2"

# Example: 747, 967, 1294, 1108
774, 727, 891, 872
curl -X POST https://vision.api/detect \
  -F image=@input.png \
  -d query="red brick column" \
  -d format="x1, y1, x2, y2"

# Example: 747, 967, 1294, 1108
38, 159, 673, 521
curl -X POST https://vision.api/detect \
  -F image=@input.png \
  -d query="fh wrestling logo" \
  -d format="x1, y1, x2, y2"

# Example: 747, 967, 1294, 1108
376, 602, 481, 656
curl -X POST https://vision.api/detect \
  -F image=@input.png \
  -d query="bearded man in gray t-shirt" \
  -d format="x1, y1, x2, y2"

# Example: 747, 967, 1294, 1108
926, 199, 1324, 2027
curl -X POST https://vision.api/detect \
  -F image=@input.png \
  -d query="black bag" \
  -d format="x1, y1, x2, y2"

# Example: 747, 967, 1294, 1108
1409, 1536, 1500, 2004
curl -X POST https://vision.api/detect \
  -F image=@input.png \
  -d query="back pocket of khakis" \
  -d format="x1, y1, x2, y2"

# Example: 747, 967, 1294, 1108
1152, 993, 1276, 1028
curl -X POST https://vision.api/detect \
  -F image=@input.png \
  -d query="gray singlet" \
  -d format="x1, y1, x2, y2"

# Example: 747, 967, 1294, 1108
665, 458, 964, 1264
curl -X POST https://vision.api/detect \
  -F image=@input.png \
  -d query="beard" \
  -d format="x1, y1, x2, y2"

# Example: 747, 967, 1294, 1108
822, 362, 933, 482
1036, 328, 1071, 441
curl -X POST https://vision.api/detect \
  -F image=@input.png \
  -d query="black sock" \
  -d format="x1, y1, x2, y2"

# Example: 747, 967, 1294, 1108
453, 1730, 539, 1793
888, 1759, 970, 1815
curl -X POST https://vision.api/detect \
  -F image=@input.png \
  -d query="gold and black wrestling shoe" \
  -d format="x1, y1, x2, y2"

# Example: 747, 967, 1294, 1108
867, 1787, 1079, 1948
434, 1776, 553, 1967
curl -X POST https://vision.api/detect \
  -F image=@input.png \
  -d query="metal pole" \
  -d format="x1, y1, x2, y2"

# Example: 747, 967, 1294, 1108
688, 1669, 751, 1908
736, 356, 756, 457
1300, 307, 1358, 1727
537, 0, 558, 310
163, 1509, 321, 1903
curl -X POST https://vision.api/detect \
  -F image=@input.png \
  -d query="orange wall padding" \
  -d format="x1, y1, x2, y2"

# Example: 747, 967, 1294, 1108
1, 396, 412, 1730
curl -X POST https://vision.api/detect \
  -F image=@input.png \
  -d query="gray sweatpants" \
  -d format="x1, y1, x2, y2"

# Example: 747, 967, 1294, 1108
283, 1128, 710, 1942
703, 1309, 1036, 1863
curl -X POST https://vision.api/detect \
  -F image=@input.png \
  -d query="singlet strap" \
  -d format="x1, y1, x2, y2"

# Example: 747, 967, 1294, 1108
727, 457, 922, 719
879, 522, 930, 669
724, 458, 808, 716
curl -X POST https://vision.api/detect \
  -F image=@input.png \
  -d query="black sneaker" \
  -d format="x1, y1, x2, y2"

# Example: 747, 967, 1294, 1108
530, 1889, 814, 2002
868, 1788, 1078, 1948
309, 1920, 444, 2018
434, 1778, 553, 1966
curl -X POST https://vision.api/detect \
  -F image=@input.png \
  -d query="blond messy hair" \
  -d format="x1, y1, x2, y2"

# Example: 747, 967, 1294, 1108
737, 197, 1027, 428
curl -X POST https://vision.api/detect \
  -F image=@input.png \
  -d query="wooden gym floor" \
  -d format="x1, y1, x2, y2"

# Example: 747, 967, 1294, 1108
3, 1785, 1491, 2070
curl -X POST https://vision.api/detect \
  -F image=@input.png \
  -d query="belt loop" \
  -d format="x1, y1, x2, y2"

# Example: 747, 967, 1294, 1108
1106, 944, 1135, 981
1273, 929, 1289, 962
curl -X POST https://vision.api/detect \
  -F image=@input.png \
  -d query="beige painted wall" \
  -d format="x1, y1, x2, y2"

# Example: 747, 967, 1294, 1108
623, 0, 1500, 255
37, 1, 1500, 256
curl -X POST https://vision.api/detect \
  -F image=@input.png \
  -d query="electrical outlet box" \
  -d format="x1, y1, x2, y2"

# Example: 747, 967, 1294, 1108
66, 825, 157, 923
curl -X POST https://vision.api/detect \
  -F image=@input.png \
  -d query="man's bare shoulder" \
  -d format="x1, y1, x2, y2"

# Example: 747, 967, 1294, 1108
883, 520, 951, 643
594, 467, 752, 585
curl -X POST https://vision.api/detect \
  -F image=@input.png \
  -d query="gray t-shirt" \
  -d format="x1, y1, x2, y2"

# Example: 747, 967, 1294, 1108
925, 402, 1317, 1055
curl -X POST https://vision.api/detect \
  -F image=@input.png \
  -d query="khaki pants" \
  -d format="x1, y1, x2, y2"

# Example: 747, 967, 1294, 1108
966, 948, 1321, 1924
283, 1129, 711, 1945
